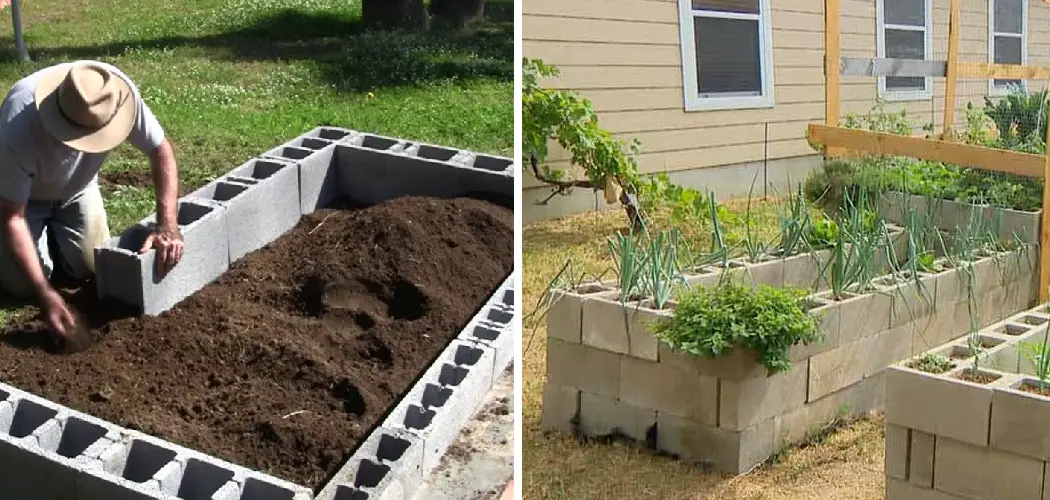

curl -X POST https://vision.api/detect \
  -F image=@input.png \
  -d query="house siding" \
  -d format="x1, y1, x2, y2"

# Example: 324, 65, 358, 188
523, 0, 1050, 190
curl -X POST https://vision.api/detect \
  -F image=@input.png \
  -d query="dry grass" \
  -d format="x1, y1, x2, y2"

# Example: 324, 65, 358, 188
521, 200, 886, 500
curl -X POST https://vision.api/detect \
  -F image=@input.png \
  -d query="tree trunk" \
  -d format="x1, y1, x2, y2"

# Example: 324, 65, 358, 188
361, 0, 429, 31
430, 0, 486, 29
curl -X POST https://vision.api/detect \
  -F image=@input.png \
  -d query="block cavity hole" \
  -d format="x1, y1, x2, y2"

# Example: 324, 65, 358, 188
487, 308, 512, 324
438, 364, 468, 387
473, 154, 513, 171
354, 459, 391, 489
421, 384, 452, 409
403, 405, 436, 431
454, 345, 483, 366
472, 325, 500, 342
8, 399, 57, 438
243, 159, 287, 180
317, 128, 351, 141
298, 137, 332, 150
176, 202, 214, 227
177, 458, 235, 500
56, 417, 107, 458
418, 145, 457, 161
211, 182, 249, 203
334, 486, 370, 500
119, 440, 177, 483
275, 147, 311, 161
241, 477, 296, 500
361, 135, 398, 150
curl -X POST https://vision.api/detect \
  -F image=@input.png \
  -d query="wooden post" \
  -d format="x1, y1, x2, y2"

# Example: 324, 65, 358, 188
1041, 82, 1050, 303
824, 0, 841, 158
941, 0, 961, 140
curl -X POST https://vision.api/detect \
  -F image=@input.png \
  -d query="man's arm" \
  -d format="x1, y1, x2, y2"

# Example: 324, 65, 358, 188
139, 137, 184, 276
0, 198, 48, 296
0, 197, 75, 337
149, 137, 178, 231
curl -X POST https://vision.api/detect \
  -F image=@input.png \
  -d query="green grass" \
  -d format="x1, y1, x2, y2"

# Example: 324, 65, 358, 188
0, 0, 512, 320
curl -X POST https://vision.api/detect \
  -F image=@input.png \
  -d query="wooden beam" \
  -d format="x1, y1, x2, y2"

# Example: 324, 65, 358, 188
956, 61, 1050, 80
1041, 80, 1050, 303
824, 0, 841, 158
839, 57, 947, 77
942, 0, 961, 140
806, 124, 1046, 178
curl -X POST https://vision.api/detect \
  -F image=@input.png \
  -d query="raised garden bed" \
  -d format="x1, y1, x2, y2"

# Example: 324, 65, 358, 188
878, 191, 1041, 244
0, 195, 513, 488
542, 184, 1040, 475
0, 128, 517, 499
884, 303, 1050, 499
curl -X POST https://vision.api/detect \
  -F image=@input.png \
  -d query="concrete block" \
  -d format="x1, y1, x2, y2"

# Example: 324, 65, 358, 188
657, 343, 767, 382
782, 250, 832, 292
885, 424, 910, 481
625, 302, 671, 362
314, 428, 424, 500
741, 256, 784, 288
875, 272, 938, 329
719, 362, 807, 431
834, 290, 890, 344
996, 207, 1041, 244
909, 430, 935, 488
540, 385, 579, 435
990, 374, 1050, 461
580, 292, 630, 355
546, 288, 585, 344
186, 158, 301, 264
654, 412, 775, 474
263, 135, 341, 215
618, 355, 718, 425
865, 321, 914, 378
886, 477, 968, 500
578, 392, 656, 442
334, 141, 513, 207
934, 436, 1044, 500
301, 125, 357, 142
547, 338, 621, 398
788, 294, 841, 361
95, 200, 230, 316
885, 364, 1004, 447
452, 151, 515, 172
808, 339, 871, 402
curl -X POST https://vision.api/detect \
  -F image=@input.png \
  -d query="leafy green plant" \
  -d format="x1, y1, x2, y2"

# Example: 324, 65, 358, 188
1021, 301, 1050, 391
523, 57, 710, 229
806, 217, 839, 249
906, 353, 953, 374
651, 280, 822, 375
983, 87, 1048, 147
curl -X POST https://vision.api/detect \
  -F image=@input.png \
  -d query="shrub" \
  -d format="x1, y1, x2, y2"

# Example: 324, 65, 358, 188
651, 281, 823, 375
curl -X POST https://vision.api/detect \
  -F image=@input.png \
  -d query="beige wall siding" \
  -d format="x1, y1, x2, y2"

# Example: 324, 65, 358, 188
524, 0, 1050, 189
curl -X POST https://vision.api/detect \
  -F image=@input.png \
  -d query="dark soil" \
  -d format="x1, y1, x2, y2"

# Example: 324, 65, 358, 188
99, 169, 155, 190
0, 195, 513, 488
956, 370, 1001, 385
1021, 382, 1050, 397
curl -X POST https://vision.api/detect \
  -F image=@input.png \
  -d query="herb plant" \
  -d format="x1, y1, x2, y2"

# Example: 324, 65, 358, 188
651, 280, 823, 375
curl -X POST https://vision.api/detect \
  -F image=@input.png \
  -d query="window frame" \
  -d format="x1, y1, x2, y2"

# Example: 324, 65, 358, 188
677, 0, 775, 112
987, 0, 1027, 96
875, 0, 934, 102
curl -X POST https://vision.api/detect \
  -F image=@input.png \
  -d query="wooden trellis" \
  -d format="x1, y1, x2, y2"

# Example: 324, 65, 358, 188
807, 0, 1050, 302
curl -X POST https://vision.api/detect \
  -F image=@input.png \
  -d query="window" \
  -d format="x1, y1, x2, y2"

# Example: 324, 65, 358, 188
677, 0, 774, 111
989, 0, 1026, 95
876, 0, 933, 100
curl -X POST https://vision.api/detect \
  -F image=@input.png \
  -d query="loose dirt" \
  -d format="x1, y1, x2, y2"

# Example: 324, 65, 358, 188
0, 195, 513, 488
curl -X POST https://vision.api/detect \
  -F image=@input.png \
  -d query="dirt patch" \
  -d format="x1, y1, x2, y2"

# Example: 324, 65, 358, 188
0, 195, 513, 488
99, 169, 156, 190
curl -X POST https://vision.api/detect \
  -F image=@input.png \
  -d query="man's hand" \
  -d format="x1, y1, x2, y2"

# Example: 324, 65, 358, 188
40, 287, 75, 339
139, 224, 184, 276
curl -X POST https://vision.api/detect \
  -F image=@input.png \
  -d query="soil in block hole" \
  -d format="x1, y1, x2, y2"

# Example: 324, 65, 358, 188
0, 195, 513, 489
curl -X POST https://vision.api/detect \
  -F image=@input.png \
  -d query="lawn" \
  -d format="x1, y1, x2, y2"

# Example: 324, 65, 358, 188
0, 0, 513, 323
521, 201, 886, 500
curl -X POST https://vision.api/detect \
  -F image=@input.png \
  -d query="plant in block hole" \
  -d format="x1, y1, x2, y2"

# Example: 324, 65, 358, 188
1020, 327, 1050, 392
906, 352, 953, 374
775, 183, 814, 258
607, 231, 646, 305
651, 281, 822, 375
640, 228, 685, 310
743, 176, 771, 264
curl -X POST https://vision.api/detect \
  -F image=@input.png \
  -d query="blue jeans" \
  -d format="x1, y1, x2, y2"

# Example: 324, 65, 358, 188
0, 184, 111, 298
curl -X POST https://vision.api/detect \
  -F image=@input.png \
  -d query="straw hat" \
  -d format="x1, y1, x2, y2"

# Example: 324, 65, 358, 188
33, 62, 138, 153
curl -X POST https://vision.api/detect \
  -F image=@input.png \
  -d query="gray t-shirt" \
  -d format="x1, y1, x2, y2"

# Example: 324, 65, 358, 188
0, 61, 165, 204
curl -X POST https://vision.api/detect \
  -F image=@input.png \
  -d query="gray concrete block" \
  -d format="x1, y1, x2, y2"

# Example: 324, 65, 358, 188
333, 142, 513, 206
95, 199, 230, 316
301, 126, 357, 142
315, 428, 424, 500
263, 135, 342, 215
186, 158, 302, 264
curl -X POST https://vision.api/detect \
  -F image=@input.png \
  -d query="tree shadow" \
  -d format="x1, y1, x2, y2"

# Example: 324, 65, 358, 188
0, 0, 513, 92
